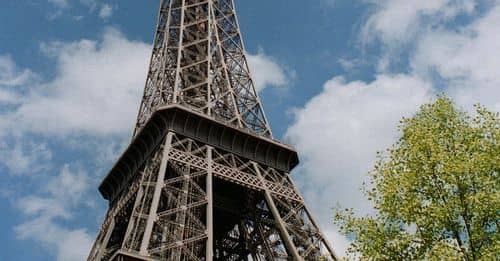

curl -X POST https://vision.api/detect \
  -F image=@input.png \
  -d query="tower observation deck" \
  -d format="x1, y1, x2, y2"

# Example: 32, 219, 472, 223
88, 0, 338, 260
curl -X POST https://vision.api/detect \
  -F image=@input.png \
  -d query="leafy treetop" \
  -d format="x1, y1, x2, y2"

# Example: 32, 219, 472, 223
334, 96, 499, 260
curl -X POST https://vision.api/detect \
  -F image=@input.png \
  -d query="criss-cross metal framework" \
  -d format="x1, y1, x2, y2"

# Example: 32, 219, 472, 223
135, 0, 271, 138
88, 0, 338, 260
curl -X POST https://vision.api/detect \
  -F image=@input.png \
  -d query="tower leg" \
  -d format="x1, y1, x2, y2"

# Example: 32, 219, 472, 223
253, 163, 340, 260
290, 177, 339, 259
140, 132, 174, 254
89, 133, 338, 260
253, 162, 303, 260
206, 147, 214, 260
88, 0, 338, 258
88, 218, 115, 261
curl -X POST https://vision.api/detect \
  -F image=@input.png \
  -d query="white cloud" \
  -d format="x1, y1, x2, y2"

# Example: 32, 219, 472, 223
361, 0, 476, 71
15, 165, 93, 261
287, 0, 500, 257
1, 28, 150, 137
324, 227, 351, 257
16, 217, 93, 261
47, 1, 113, 21
0, 55, 36, 106
98, 4, 113, 20
0, 55, 36, 87
16, 165, 91, 219
362, 0, 476, 46
247, 50, 292, 92
1, 32, 290, 140
18, 197, 71, 220
0, 30, 289, 139
0, 26, 291, 259
0, 31, 135, 258
0, 141, 52, 175
46, 164, 91, 203
287, 75, 433, 256
338, 57, 362, 72
412, 3, 500, 111
0, 89, 21, 104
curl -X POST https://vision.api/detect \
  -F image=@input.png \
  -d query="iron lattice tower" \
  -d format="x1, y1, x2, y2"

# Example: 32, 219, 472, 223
88, 0, 338, 260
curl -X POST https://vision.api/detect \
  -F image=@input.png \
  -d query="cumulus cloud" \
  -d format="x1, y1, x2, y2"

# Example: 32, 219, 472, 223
287, 0, 500, 257
16, 217, 93, 261
362, 0, 476, 45
412, 3, 500, 111
324, 227, 351, 257
0, 55, 36, 87
247, 50, 292, 92
0, 31, 288, 139
15, 165, 93, 261
0, 141, 52, 175
0, 55, 37, 105
361, 0, 476, 71
0, 28, 150, 259
0, 24, 291, 259
1, 28, 150, 137
0, 55, 29, 105
47, 0, 113, 21
98, 4, 113, 19
286, 75, 433, 255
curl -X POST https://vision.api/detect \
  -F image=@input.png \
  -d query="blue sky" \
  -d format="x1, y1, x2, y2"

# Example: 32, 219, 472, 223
1, 0, 499, 260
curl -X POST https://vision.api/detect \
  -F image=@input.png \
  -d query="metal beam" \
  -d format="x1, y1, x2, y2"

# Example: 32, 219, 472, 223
140, 132, 174, 254
88, 1, 338, 259
206, 146, 214, 260
253, 162, 302, 261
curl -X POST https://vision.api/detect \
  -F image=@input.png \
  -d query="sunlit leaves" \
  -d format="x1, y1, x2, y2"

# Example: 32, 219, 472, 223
335, 96, 499, 260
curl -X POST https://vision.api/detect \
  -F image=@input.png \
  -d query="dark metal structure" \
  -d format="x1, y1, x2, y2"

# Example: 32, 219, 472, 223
88, 0, 338, 260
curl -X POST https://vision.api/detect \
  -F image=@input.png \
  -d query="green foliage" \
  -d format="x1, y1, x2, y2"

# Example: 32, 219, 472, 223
334, 96, 499, 260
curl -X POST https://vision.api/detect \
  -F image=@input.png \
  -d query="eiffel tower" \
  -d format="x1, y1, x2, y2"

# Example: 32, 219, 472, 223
88, 0, 338, 260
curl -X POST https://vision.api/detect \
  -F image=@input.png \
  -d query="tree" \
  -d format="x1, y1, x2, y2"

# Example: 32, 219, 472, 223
334, 96, 499, 260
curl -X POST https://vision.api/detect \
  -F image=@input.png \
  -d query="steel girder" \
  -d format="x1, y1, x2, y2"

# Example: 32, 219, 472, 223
134, 0, 271, 138
89, 0, 338, 260
88, 133, 337, 260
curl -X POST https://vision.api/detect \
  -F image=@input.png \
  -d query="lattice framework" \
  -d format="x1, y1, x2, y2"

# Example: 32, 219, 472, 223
135, 0, 271, 138
88, 0, 338, 260
89, 133, 337, 260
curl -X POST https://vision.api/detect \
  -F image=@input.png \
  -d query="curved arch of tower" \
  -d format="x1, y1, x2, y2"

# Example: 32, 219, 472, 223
88, 0, 338, 260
